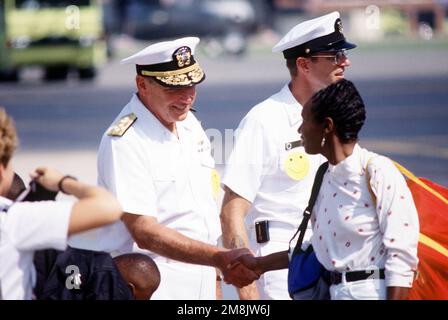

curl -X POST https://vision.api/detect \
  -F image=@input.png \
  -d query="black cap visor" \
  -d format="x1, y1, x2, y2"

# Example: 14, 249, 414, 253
313, 39, 357, 54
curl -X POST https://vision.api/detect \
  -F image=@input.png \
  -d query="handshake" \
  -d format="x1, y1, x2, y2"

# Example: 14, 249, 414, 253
215, 248, 265, 288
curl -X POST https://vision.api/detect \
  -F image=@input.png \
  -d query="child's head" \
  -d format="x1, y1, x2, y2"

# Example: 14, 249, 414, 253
113, 253, 161, 300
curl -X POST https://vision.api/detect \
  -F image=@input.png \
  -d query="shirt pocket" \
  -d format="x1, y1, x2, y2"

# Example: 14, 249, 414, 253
153, 170, 177, 215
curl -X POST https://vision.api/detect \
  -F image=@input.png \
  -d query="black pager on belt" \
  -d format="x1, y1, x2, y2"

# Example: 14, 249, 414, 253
255, 220, 270, 243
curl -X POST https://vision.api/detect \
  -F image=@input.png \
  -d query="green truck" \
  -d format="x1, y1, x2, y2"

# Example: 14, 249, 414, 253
0, 0, 107, 81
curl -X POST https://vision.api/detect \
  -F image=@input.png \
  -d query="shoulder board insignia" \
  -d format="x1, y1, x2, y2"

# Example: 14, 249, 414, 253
107, 113, 137, 137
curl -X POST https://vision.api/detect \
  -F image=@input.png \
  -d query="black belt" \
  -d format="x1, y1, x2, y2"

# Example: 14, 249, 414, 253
330, 269, 385, 285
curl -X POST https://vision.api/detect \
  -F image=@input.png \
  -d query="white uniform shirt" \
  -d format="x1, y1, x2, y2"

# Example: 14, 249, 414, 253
95, 94, 221, 258
222, 84, 325, 238
311, 144, 419, 288
0, 197, 72, 300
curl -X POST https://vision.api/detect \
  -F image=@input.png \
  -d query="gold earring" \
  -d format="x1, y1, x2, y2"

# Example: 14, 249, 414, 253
321, 137, 326, 148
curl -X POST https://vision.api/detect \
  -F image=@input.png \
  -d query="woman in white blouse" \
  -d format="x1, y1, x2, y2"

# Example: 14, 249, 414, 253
299, 79, 419, 300
231, 80, 419, 300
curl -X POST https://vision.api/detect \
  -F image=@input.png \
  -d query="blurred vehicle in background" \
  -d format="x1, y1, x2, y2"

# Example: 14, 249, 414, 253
0, 0, 107, 81
0, 2, 9, 79
105, 0, 258, 56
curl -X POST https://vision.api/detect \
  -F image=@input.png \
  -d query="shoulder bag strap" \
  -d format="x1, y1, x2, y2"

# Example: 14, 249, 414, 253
290, 161, 329, 256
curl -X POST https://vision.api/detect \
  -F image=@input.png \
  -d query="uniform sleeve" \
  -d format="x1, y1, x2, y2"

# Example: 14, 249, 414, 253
97, 133, 158, 217
6, 201, 72, 251
222, 113, 275, 203
368, 157, 419, 288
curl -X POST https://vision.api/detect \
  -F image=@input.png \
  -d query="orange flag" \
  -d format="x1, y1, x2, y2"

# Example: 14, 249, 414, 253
394, 163, 448, 300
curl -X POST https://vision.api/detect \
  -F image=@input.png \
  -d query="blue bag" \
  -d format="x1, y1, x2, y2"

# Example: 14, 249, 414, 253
288, 246, 325, 292
288, 245, 330, 299
287, 162, 330, 300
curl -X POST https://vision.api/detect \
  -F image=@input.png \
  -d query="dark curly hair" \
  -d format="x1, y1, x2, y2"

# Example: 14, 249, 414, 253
309, 79, 366, 143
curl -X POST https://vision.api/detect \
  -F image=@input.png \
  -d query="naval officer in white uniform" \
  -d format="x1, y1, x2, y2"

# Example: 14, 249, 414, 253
96, 37, 259, 299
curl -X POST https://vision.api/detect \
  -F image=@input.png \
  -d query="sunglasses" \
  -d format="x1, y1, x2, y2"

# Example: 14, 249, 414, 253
310, 50, 348, 65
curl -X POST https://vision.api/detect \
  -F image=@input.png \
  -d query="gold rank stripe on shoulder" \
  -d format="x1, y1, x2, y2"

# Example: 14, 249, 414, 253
107, 113, 137, 137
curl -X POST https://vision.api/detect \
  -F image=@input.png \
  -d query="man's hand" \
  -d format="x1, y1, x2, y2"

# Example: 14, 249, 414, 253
214, 248, 260, 288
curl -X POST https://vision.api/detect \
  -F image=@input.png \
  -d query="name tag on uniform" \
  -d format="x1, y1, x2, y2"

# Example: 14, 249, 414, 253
285, 140, 303, 150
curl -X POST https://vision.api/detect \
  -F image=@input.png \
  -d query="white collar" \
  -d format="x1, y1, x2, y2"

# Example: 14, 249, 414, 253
278, 84, 303, 127
328, 144, 363, 178
129, 93, 195, 137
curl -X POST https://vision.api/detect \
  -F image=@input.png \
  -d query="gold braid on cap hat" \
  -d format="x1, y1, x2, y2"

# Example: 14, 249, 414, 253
141, 63, 199, 77
136, 46, 205, 86
155, 64, 204, 86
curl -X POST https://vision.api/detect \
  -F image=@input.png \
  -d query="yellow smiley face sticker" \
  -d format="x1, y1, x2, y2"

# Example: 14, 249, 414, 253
211, 169, 221, 199
284, 152, 310, 181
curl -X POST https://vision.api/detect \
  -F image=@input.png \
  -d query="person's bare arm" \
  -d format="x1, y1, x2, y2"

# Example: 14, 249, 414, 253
31, 167, 123, 236
122, 213, 259, 288
220, 186, 259, 299
232, 251, 289, 275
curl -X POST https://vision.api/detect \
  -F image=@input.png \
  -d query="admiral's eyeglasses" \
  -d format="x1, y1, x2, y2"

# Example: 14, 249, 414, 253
311, 50, 348, 65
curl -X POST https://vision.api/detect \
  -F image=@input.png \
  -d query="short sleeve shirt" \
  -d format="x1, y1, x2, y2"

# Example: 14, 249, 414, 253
222, 84, 325, 237
93, 94, 221, 257
0, 197, 72, 300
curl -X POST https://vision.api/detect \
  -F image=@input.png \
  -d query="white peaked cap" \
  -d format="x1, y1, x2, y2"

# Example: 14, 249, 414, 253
121, 37, 205, 87
272, 12, 356, 58
121, 37, 200, 65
